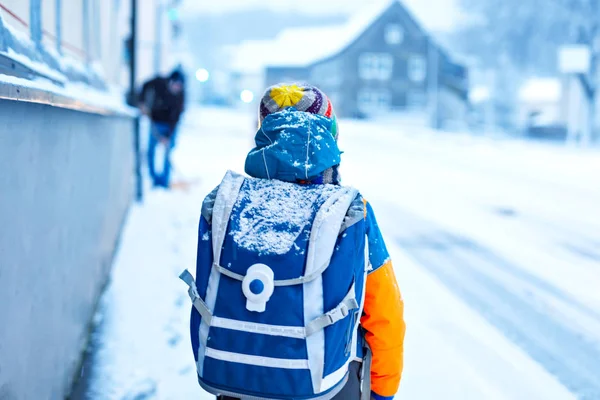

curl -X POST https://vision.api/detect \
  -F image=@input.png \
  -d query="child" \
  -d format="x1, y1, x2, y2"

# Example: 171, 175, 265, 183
181, 83, 405, 400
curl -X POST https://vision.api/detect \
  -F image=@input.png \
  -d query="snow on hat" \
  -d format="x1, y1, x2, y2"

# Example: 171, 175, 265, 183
256, 83, 341, 185
259, 83, 338, 139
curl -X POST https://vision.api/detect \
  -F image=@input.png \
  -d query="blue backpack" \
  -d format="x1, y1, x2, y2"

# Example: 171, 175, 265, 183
180, 171, 369, 399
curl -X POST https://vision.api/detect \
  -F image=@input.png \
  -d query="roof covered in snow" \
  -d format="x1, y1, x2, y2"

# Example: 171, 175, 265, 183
518, 78, 562, 103
268, 25, 349, 67
227, 0, 401, 72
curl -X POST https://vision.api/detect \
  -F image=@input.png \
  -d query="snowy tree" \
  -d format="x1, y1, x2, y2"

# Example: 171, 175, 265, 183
458, 0, 600, 140
458, 0, 580, 72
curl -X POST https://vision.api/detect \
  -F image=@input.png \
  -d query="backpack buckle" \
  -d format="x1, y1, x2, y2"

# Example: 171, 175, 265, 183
327, 303, 349, 324
340, 303, 350, 317
180, 270, 200, 302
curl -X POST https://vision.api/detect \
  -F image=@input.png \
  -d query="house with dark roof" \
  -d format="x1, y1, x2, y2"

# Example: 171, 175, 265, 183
225, 1, 469, 127
251, 0, 469, 127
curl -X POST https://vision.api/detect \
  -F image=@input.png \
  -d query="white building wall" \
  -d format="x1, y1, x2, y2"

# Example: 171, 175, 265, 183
105, 0, 172, 87
60, 0, 85, 60
99, 0, 124, 84
41, 0, 56, 50
561, 76, 590, 142
0, 0, 30, 38
1, 0, 174, 88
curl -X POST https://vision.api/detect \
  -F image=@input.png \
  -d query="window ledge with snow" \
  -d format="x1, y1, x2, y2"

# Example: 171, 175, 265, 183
0, 49, 136, 117
0, 73, 137, 117
0, 16, 135, 117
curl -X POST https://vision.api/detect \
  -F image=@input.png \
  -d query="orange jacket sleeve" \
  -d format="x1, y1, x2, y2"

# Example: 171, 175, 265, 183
360, 201, 406, 399
362, 261, 405, 398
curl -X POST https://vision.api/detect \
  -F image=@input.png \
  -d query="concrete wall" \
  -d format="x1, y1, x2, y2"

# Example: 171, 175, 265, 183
0, 99, 134, 400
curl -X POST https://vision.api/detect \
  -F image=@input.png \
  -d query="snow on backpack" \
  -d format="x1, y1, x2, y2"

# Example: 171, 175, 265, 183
180, 171, 370, 399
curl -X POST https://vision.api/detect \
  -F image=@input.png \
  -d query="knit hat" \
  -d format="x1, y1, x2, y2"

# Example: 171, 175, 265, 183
169, 69, 185, 83
259, 83, 339, 140
254, 83, 341, 185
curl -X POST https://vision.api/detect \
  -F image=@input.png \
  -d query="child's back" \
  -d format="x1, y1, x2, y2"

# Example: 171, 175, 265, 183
181, 84, 405, 400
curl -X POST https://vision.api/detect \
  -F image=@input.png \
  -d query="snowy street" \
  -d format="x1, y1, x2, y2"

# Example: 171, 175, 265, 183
73, 107, 600, 400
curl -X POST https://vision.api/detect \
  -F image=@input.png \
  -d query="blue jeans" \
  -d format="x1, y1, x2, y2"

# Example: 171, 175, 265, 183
147, 122, 175, 188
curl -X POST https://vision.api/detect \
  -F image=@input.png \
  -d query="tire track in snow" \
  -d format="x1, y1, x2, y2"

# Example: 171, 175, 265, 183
391, 208, 600, 399
507, 212, 600, 263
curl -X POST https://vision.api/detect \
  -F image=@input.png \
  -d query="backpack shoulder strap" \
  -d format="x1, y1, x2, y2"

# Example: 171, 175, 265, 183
339, 193, 365, 233
211, 171, 246, 262
304, 187, 358, 278
201, 186, 219, 224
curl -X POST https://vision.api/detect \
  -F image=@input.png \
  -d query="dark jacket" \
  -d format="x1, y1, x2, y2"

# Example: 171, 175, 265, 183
139, 77, 185, 130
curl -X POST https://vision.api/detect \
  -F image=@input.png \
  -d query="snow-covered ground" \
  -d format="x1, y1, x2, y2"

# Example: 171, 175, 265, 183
72, 107, 600, 399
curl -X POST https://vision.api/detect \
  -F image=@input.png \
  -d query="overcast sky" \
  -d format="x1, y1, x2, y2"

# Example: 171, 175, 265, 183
181, 0, 465, 32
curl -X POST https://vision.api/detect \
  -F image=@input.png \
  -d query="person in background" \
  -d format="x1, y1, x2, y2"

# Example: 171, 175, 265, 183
138, 70, 185, 188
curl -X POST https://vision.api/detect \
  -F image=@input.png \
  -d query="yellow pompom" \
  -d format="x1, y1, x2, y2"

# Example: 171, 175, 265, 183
270, 84, 304, 108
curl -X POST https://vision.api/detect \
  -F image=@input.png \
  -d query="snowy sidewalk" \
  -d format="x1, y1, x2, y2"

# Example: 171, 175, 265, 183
71, 112, 253, 400
72, 188, 212, 399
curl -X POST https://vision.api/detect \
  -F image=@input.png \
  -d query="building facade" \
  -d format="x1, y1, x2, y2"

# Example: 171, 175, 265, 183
0, 2, 182, 398
0, 0, 181, 88
264, 1, 469, 127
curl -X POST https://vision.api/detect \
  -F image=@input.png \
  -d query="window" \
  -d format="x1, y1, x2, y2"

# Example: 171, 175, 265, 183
359, 53, 394, 81
408, 55, 427, 82
358, 90, 392, 114
385, 24, 404, 45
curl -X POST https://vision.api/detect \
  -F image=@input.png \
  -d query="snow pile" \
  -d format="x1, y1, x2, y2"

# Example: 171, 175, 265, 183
230, 179, 338, 255
3, 47, 67, 83
2, 17, 30, 45
1, 15, 65, 81
1, 12, 108, 98
46, 47, 90, 77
